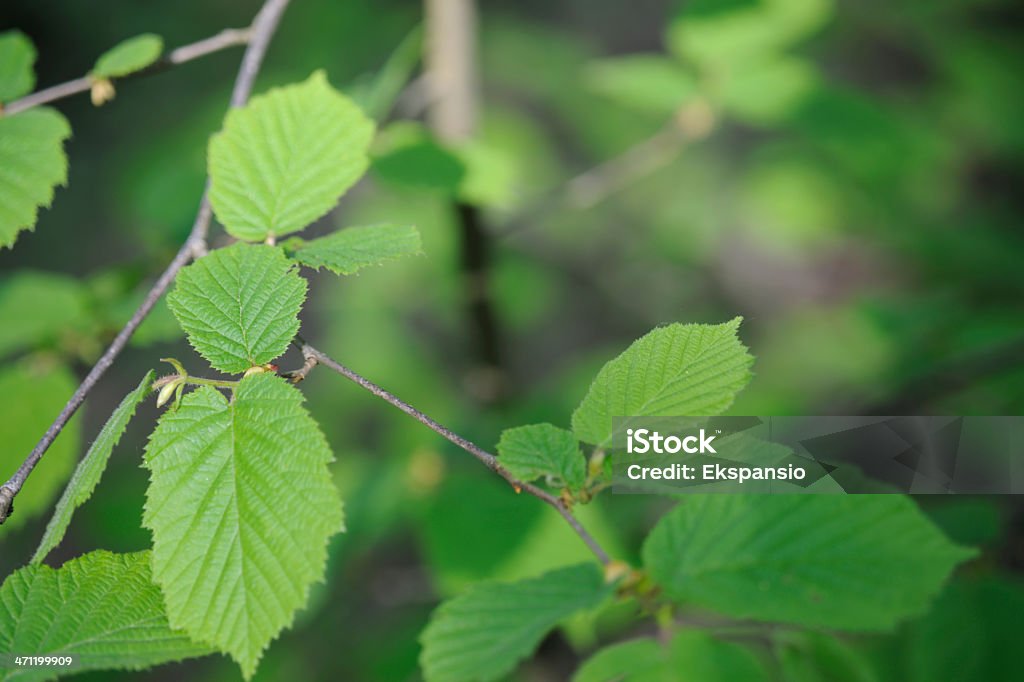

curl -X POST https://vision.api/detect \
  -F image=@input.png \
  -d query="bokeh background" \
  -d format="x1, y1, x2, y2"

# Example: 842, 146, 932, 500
1, 0, 1022, 680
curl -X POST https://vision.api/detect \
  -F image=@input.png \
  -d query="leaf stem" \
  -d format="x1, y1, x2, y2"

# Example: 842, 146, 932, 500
188, 376, 239, 389
153, 375, 238, 390
0, 0, 294, 526
293, 341, 613, 565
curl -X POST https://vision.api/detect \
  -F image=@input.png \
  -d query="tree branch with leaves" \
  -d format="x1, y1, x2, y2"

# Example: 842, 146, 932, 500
0, 1, 980, 681
0, 0, 292, 525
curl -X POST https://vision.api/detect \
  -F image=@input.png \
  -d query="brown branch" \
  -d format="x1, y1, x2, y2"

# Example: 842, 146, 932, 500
295, 342, 612, 565
0, 0, 293, 525
3, 27, 254, 116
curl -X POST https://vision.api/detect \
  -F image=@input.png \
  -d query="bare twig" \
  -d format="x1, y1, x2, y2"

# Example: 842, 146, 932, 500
296, 342, 612, 565
0, 0, 293, 525
3, 27, 254, 116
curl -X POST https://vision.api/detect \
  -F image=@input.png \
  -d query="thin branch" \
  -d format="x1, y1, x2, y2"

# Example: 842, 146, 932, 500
296, 342, 612, 565
0, 0, 293, 525
3, 27, 253, 116
565, 123, 687, 210
496, 99, 717, 239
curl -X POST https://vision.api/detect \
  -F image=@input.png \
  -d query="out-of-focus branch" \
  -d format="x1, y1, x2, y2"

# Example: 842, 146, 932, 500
424, 0, 478, 141
498, 98, 717, 238
294, 342, 612, 565
3, 27, 253, 116
0, 0, 293, 525
566, 100, 716, 209
424, 0, 506, 403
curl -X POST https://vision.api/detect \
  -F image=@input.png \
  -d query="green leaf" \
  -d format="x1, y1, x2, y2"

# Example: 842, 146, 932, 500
571, 319, 753, 448
907, 578, 1024, 682
371, 122, 466, 193
289, 223, 421, 275
0, 551, 212, 682
584, 55, 696, 115
574, 631, 767, 682
497, 423, 585, 491
925, 498, 1003, 549
143, 373, 343, 678
91, 34, 163, 79
0, 30, 36, 102
0, 362, 80, 532
208, 70, 375, 241
717, 55, 817, 125
32, 371, 155, 565
777, 632, 879, 682
454, 138, 520, 209
418, 473, 544, 593
0, 108, 71, 249
167, 243, 306, 374
420, 563, 613, 682
668, 0, 833, 66
0, 271, 91, 358
643, 496, 976, 631
573, 637, 665, 682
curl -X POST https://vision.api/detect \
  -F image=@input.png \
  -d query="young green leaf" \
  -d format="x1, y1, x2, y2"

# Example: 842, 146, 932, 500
573, 631, 767, 682
571, 318, 753, 448
0, 30, 36, 102
420, 563, 613, 682
32, 371, 155, 565
642, 496, 976, 631
167, 243, 306, 374
208, 70, 375, 241
143, 373, 343, 679
0, 108, 71, 249
0, 363, 80, 532
497, 423, 586, 491
0, 551, 213, 681
289, 223, 421, 275
91, 33, 163, 79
